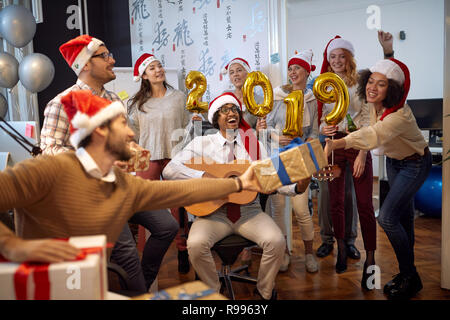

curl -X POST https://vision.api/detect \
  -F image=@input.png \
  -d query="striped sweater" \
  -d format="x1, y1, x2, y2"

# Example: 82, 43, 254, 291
0, 152, 238, 244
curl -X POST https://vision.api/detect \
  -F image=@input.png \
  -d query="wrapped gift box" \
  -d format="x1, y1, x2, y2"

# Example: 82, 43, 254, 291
0, 235, 108, 300
132, 280, 227, 300
126, 147, 151, 173
251, 138, 327, 193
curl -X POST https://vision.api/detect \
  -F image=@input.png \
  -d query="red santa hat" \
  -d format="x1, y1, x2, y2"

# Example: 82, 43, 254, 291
317, 35, 355, 125
59, 35, 104, 75
288, 49, 316, 73
208, 92, 242, 123
61, 90, 126, 148
221, 57, 251, 75
208, 92, 260, 160
369, 58, 410, 120
133, 53, 160, 82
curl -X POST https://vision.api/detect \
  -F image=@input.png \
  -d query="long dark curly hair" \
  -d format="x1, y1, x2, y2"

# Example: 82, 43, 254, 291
357, 69, 404, 108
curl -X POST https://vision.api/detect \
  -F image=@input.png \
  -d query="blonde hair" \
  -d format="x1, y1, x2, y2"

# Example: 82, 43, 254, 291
328, 49, 358, 87
281, 84, 293, 94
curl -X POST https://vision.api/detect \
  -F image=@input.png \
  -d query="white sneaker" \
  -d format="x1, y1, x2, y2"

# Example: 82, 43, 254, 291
279, 253, 290, 272
305, 253, 318, 273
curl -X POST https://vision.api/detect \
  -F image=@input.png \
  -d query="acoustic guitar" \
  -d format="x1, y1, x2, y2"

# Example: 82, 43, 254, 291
313, 164, 342, 182
183, 158, 341, 217
184, 157, 257, 217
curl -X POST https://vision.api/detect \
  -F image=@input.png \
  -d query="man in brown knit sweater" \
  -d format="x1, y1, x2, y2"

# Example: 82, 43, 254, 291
0, 91, 262, 276
38, 35, 182, 293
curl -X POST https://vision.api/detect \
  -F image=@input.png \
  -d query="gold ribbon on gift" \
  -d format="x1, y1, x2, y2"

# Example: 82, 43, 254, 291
251, 138, 327, 193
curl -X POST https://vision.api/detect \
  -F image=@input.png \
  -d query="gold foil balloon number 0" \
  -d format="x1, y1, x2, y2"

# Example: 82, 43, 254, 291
242, 71, 273, 117
313, 72, 350, 125
185, 71, 208, 113
282, 90, 304, 137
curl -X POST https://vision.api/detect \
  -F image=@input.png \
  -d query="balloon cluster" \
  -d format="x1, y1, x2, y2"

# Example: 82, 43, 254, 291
0, 5, 54, 93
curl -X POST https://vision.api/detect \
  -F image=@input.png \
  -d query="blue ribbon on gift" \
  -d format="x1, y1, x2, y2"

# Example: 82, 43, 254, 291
270, 137, 320, 185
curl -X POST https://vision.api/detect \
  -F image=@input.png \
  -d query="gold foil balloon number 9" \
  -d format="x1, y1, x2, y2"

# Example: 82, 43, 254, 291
242, 71, 274, 117
313, 72, 350, 125
185, 71, 208, 113
282, 90, 304, 137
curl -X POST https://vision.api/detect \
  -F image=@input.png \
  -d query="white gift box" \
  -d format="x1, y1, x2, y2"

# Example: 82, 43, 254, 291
0, 235, 108, 300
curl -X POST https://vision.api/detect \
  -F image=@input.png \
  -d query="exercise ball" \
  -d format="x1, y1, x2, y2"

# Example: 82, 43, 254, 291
414, 165, 442, 217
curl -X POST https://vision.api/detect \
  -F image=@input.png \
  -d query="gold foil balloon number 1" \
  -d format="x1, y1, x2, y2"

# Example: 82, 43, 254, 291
313, 72, 349, 125
242, 71, 274, 117
185, 71, 209, 113
282, 90, 304, 137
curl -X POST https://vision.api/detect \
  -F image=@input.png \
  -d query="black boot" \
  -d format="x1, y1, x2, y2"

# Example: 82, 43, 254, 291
387, 272, 423, 300
335, 241, 347, 274
178, 250, 190, 274
383, 273, 404, 294
361, 263, 375, 291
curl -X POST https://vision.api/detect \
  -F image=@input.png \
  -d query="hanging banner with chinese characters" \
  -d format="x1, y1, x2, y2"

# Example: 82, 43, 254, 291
129, 0, 269, 101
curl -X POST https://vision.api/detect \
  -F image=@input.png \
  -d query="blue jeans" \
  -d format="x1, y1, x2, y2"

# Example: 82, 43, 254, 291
110, 209, 178, 293
377, 151, 432, 275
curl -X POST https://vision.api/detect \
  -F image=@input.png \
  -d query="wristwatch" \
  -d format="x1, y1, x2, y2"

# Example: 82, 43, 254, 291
384, 51, 394, 58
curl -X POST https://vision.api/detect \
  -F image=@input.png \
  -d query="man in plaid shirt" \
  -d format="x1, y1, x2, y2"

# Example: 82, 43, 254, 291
40, 36, 120, 155
39, 35, 179, 294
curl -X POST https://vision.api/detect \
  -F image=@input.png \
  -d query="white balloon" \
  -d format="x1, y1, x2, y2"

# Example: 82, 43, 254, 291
19, 53, 55, 93
0, 93, 7, 118
0, 5, 36, 48
0, 52, 19, 88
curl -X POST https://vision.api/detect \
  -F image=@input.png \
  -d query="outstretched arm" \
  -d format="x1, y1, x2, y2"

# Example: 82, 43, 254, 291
378, 30, 394, 58
0, 222, 80, 263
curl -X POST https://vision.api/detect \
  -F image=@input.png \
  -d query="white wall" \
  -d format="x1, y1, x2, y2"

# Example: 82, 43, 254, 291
286, 0, 444, 100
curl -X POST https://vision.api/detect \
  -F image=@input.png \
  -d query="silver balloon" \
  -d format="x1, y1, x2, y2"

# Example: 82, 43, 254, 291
19, 53, 55, 93
0, 93, 7, 118
0, 52, 19, 88
0, 5, 36, 48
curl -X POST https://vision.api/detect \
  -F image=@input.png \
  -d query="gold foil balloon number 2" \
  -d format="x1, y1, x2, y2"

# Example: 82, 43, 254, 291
242, 71, 273, 117
313, 72, 350, 125
185, 71, 208, 113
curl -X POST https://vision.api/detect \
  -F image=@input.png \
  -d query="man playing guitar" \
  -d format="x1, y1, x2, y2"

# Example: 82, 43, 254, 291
163, 92, 310, 300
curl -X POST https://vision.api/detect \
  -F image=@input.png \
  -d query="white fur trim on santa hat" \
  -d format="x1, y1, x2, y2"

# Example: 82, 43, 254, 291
69, 100, 126, 148
71, 38, 104, 75
288, 49, 316, 73
208, 94, 241, 123
327, 38, 355, 61
134, 55, 159, 82
369, 59, 405, 85
222, 58, 251, 75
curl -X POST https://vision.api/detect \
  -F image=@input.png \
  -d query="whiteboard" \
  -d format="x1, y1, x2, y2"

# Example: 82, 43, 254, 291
104, 67, 180, 107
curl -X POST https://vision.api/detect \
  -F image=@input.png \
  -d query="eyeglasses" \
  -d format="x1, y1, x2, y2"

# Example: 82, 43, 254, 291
91, 52, 114, 61
219, 105, 240, 115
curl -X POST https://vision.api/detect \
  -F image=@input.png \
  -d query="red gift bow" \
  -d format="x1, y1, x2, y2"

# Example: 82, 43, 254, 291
0, 241, 112, 300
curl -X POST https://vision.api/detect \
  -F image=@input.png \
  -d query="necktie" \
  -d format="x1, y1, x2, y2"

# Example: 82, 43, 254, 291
225, 140, 240, 222
226, 140, 236, 163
